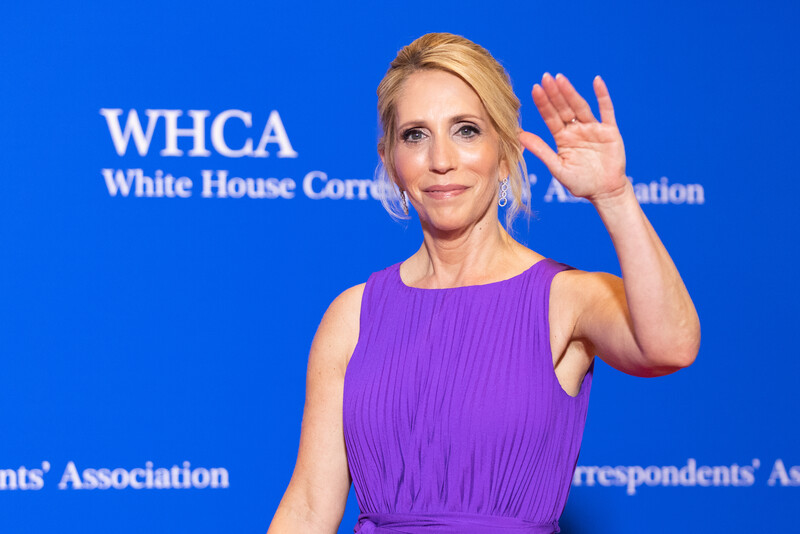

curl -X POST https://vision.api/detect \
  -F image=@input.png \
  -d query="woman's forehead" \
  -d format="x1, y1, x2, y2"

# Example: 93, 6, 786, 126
395, 70, 488, 124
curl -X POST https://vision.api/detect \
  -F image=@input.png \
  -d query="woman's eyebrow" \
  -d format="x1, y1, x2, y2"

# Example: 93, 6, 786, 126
397, 120, 425, 131
450, 114, 484, 123
397, 114, 485, 131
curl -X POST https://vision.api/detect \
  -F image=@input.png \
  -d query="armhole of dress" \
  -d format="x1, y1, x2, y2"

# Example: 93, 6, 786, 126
344, 274, 373, 403
542, 260, 593, 401
348, 264, 396, 373
356, 276, 373, 344
351, 273, 376, 365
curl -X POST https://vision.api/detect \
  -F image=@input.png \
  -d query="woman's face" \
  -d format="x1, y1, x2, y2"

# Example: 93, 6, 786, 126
387, 69, 507, 234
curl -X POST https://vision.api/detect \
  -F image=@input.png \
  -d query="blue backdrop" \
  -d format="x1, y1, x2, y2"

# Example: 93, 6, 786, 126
1, 1, 798, 532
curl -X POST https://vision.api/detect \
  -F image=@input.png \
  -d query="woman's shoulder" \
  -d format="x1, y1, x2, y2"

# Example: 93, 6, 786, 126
326, 262, 407, 342
312, 283, 366, 371
325, 283, 367, 332
325, 261, 404, 321
550, 265, 620, 297
549, 264, 624, 338
507, 242, 551, 275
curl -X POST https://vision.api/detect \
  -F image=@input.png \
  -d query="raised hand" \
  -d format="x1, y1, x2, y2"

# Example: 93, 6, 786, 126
519, 73, 627, 203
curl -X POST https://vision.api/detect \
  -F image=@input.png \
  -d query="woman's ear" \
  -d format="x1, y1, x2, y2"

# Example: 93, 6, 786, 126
499, 156, 511, 184
378, 142, 386, 166
378, 144, 401, 188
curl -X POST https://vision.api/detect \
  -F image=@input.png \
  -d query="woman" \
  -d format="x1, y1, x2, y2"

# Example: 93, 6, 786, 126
268, 33, 699, 533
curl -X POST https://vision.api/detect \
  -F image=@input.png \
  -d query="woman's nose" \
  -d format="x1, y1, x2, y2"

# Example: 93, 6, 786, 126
428, 138, 456, 174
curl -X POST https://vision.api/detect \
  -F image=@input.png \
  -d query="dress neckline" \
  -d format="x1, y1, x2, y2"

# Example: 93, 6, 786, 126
394, 258, 551, 291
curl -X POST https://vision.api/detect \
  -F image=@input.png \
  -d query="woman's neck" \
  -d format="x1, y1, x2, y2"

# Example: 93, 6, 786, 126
403, 217, 534, 289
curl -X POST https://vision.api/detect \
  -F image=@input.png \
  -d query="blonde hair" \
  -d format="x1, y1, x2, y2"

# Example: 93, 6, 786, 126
376, 32, 531, 227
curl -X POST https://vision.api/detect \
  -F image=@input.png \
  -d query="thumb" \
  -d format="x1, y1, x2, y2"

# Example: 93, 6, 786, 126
518, 131, 560, 174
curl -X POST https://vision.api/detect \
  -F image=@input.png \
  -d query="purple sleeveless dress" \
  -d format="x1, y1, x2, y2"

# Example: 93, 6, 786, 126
343, 258, 593, 533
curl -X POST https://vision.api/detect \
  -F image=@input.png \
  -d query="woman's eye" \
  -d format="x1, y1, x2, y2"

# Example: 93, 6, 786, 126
457, 125, 480, 138
402, 129, 425, 142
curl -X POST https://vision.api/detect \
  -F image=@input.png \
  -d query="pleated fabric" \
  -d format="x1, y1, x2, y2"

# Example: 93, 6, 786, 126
343, 259, 593, 533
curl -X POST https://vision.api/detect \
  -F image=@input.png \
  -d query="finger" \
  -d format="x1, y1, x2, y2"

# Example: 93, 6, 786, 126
519, 130, 561, 174
531, 83, 565, 136
593, 75, 617, 127
555, 73, 597, 123
541, 72, 577, 124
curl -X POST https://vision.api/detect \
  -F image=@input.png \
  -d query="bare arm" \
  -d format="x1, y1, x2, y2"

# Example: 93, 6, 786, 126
522, 73, 699, 377
584, 187, 699, 375
558, 191, 700, 377
267, 283, 365, 533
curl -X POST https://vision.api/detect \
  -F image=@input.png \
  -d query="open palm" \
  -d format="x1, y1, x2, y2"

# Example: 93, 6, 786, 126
519, 73, 627, 202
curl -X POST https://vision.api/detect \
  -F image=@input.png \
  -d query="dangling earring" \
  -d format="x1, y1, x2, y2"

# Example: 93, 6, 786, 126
400, 190, 409, 215
498, 177, 509, 207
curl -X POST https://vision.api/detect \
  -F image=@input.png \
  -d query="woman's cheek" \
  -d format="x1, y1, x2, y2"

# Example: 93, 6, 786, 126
394, 151, 427, 190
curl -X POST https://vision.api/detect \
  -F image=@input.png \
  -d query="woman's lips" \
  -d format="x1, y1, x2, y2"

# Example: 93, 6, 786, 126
423, 184, 469, 200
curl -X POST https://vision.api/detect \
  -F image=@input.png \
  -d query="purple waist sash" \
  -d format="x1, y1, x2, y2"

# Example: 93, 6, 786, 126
353, 511, 560, 533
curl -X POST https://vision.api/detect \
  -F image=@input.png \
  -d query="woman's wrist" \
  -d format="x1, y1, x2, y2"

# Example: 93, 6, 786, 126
589, 178, 639, 216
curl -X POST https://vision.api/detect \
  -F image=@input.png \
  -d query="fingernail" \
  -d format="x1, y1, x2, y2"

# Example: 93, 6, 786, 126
543, 72, 551, 79
555, 73, 563, 79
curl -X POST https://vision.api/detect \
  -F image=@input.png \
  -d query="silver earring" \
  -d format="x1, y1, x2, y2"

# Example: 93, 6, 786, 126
498, 178, 509, 207
400, 191, 409, 215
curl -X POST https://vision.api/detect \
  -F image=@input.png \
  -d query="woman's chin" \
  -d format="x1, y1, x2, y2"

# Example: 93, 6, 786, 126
418, 203, 496, 235
421, 214, 477, 235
